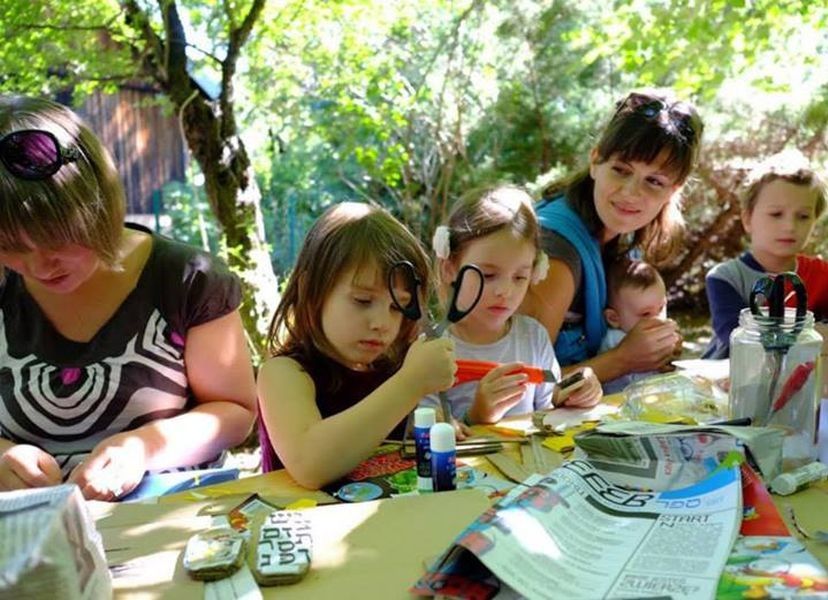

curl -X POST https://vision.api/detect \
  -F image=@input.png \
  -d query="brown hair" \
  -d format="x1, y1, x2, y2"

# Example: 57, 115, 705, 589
543, 89, 704, 267
440, 184, 540, 262
741, 149, 827, 217
267, 202, 431, 368
0, 95, 125, 265
606, 258, 664, 306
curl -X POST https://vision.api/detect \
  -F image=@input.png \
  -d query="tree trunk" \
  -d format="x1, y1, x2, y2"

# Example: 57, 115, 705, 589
178, 99, 278, 358
120, 0, 278, 359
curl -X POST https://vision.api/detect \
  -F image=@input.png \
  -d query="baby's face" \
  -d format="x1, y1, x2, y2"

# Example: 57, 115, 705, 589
608, 282, 667, 332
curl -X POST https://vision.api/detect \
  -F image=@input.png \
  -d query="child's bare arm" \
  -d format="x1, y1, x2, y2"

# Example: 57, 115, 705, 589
258, 337, 455, 489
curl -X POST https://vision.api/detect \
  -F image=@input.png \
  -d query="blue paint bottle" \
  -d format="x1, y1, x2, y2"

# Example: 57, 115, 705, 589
414, 407, 436, 492
429, 422, 456, 492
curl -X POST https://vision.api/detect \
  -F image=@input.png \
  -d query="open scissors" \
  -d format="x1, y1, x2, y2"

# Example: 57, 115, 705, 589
748, 271, 808, 424
388, 260, 485, 421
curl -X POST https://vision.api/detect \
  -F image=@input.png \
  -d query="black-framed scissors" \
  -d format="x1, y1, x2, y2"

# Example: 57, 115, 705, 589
748, 272, 807, 351
388, 260, 485, 334
748, 271, 808, 424
388, 260, 485, 421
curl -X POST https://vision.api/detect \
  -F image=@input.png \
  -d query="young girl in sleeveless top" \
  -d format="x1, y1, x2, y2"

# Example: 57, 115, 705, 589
257, 202, 456, 488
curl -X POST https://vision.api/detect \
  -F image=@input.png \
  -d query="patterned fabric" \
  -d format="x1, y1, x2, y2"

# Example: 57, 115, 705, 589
0, 224, 240, 476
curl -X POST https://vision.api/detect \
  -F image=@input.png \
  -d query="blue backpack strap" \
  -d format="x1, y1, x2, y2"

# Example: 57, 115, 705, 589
535, 197, 607, 363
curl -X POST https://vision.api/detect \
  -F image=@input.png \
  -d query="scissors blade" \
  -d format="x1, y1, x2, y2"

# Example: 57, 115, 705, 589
427, 320, 448, 339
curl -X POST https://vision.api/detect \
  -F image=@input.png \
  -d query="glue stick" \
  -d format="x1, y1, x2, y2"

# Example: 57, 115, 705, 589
770, 461, 828, 496
430, 422, 456, 492
414, 407, 436, 492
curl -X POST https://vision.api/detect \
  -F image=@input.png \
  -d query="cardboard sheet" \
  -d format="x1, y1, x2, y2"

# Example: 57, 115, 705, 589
95, 489, 491, 598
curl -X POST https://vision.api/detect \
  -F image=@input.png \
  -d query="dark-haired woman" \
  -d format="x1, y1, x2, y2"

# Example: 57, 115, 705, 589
521, 90, 704, 400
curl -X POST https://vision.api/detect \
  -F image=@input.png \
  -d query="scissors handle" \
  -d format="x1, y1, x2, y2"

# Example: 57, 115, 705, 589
748, 272, 807, 319
425, 264, 484, 338
749, 276, 776, 316
387, 261, 422, 321
445, 264, 485, 323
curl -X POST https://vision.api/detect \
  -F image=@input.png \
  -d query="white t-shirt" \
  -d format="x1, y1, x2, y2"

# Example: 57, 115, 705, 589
420, 314, 559, 420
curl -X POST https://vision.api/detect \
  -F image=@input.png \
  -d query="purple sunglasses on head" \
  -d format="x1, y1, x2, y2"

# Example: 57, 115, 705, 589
613, 92, 699, 139
0, 129, 79, 180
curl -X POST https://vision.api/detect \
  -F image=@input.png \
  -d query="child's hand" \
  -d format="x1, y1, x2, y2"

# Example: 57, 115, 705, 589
400, 335, 456, 397
453, 419, 473, 441
555, 367, 602, 408
671, 323, 684, 358
467, 362, 528, 425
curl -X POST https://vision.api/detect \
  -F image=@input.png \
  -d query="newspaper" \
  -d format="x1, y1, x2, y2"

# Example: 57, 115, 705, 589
0, 484, 111, 600
411, 459, 742, 600
576, 420, 784, 484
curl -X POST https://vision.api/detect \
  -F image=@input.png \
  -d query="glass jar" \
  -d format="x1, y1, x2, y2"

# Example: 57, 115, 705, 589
730, 307, 822, 471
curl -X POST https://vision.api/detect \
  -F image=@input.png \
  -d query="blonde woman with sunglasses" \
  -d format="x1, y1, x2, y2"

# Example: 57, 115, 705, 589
0, 96, 256, 500
520, 89, 704, 397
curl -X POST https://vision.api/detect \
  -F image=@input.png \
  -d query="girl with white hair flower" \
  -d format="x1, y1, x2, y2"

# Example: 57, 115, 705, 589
421, 185, 602, 427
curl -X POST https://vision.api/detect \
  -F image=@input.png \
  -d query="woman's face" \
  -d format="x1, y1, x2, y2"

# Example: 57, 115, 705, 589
590, 151, 681, 242
0, 239, 101, 295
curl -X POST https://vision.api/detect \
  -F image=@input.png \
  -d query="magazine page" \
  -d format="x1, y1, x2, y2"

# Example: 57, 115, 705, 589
412, 459, 741, 600
0, 484, 111, 600
717, 463, 828, 598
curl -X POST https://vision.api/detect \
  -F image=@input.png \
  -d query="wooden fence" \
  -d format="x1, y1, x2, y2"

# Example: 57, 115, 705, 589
77, 88, 187, 216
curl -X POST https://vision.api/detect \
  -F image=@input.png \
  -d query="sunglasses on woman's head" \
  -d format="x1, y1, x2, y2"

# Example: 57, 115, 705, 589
0, 129, 79, 180
613, 92, 698, 139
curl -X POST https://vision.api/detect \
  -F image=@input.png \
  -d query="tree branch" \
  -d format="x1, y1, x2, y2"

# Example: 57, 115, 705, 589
120, 0, 168, 85
410, 0, 482, 99
182, 41, 223, 66
159, 0, 195, 103
220, 0, 266, 137
14, 7, 124, 32
16, 23, 111, 32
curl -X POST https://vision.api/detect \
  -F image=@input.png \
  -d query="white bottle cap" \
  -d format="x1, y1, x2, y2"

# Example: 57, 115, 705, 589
414, 407, 436, 429
429, 422, 455, 453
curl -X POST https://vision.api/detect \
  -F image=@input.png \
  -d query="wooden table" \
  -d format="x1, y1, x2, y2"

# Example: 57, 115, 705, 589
92, 434, 828, 599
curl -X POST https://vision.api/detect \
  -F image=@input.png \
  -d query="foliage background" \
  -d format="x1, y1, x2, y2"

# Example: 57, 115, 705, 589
2, 0, 828, 346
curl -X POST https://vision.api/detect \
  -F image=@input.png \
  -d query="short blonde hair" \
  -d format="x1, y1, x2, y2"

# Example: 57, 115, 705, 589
0, 95, 125, 265
741, 149, 827, 218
